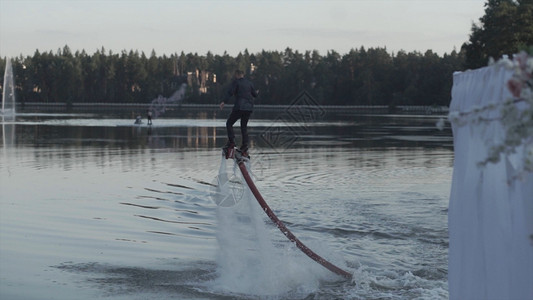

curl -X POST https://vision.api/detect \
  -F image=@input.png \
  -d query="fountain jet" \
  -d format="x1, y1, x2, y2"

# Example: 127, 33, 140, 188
2, 58, 15, 116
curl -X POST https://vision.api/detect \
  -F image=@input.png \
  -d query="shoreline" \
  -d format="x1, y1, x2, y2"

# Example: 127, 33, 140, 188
13, 102, 449, 115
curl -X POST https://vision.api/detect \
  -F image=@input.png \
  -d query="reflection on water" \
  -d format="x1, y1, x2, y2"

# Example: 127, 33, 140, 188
0, 111, 453, 299
1, 111, 452, 151
1, 114, 15, 148
54, 261, 222, 299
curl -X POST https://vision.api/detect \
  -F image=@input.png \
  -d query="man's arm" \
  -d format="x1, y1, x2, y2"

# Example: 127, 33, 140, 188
225, 79, 238, 99
220, 79, 238, 109
251, 82, 259, 98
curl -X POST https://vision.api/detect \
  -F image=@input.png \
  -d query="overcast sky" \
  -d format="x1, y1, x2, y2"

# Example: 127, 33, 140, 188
0, 0, 486, 58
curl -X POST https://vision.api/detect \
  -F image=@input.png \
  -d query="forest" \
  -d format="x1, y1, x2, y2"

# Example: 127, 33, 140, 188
1, 0, 531, 107
0, 47, 463, 107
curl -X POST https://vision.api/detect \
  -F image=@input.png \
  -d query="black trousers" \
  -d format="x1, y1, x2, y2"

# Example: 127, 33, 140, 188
226, 110, 252, 147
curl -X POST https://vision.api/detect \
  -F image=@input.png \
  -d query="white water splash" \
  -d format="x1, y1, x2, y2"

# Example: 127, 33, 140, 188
209, 157, 334, 298
149, 83, 187, 118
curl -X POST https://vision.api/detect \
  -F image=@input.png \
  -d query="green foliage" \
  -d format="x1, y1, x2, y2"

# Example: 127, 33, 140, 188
1, 45, 465, 106
463, 0, 533, 69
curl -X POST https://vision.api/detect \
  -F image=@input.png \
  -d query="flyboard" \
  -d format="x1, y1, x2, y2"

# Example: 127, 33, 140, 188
222, 147, 353, 280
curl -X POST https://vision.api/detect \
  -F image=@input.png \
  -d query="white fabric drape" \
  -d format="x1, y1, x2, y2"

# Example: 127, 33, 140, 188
448, 64, 533, 300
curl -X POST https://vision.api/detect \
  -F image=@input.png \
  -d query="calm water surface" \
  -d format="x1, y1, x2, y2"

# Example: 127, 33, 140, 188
0, 110, 453, 299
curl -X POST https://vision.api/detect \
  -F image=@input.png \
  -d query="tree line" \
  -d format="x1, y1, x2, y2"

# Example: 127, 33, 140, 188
0, 46, 462, 107
1, 0, 531, 107
462, 0, 533, 69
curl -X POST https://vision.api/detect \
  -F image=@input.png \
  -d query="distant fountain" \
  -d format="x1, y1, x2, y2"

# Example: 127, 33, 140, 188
148, 83, 187, 118
2, 58, 16, 148
2, 58, 16, 116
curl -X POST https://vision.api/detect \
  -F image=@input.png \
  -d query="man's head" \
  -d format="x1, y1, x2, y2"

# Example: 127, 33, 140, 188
234, 70, 244, 79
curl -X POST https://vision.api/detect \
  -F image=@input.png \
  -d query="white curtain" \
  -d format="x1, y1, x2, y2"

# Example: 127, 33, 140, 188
448, 64, 533, 300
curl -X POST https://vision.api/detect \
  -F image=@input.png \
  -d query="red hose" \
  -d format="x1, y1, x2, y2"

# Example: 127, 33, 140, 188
237, 161, 353, 279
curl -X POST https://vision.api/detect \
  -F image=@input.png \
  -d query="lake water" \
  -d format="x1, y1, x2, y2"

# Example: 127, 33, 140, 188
0, 109, 453, 299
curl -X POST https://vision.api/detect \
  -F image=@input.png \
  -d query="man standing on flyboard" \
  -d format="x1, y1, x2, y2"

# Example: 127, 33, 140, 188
220, 69, 259, 159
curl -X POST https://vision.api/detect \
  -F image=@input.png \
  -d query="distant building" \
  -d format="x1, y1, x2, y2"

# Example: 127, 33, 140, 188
187, 69, 216, 94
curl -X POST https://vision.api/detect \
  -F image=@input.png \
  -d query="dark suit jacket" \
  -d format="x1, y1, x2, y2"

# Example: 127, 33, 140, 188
223, 77, 258, 111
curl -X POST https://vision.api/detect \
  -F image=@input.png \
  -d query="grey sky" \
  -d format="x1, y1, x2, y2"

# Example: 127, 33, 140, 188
0, 0, 486, 58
